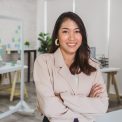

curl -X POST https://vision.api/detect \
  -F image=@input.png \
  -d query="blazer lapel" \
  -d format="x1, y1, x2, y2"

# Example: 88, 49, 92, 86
54, 48, 76, 94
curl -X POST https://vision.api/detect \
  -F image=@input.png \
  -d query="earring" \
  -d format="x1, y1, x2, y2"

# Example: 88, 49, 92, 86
55, 39, 59, 46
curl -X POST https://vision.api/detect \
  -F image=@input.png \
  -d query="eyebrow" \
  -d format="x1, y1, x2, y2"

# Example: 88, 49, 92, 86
61, 27, 80, 30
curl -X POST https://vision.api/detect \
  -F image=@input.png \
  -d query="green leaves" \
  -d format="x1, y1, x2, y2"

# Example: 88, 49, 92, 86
24, 40, 30, 46
38, 32, 52, 53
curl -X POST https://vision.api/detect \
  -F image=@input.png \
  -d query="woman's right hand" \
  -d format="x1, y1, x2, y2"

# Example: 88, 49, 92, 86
89, 83, 104, 98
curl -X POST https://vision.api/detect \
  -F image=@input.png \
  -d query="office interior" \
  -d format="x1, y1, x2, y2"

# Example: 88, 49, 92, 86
0, 0, 122, 122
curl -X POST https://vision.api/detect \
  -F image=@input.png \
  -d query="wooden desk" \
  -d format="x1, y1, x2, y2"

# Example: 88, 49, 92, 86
101, 67, 120, 103
11, 49, 37, 82
0, 64, 28, 101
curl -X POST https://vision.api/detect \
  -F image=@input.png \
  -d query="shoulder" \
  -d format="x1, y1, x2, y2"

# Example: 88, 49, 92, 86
34, 53, 54, 66
89, 58, 100, 69
36, 53, 53, 61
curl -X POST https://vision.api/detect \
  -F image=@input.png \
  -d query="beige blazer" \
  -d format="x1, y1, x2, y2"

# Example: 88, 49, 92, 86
33, 48, 108, 122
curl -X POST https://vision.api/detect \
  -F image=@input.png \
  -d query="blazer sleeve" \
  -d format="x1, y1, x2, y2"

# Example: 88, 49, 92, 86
61, 65, 109, 115
33, 55, 85, 119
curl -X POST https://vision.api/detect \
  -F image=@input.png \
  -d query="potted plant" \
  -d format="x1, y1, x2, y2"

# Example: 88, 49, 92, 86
38, 32, 52, 53
24, 40, 30, 49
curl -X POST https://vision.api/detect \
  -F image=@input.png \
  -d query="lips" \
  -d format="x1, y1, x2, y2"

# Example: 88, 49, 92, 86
67, 43, 77, 47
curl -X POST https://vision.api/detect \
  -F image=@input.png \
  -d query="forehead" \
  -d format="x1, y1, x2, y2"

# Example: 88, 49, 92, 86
60, 18, 79, 28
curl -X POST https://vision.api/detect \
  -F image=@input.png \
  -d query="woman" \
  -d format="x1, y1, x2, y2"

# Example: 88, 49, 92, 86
34, 12, 108, 122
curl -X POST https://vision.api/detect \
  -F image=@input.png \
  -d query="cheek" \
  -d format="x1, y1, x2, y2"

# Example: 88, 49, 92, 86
77, 36, 82, 45
59, 36, 68, 43
78, 41, 82, 48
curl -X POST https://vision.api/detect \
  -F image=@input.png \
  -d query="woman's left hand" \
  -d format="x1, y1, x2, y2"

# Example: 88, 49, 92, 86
89, 83, 103, 98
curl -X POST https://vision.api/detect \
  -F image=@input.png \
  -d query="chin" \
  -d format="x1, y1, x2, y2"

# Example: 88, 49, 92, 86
67, 50, 77, 55
69, 48, 78, 52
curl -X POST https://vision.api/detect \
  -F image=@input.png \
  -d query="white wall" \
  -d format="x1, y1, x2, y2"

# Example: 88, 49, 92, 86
0, 0, 37, 49
36, 0, 44, 34
109, 0, 122, 94
76, 0, 108, 57
47, 0, 73, 35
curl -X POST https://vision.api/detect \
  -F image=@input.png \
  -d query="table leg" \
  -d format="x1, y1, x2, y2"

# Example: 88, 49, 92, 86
8, 72, 12, 85
34, 50, 37, 61
112, 73, 121, 104
0, 74, 2, 84
10, 71, 18, 101
28, 52, 30, 82
107, 73, 111, 94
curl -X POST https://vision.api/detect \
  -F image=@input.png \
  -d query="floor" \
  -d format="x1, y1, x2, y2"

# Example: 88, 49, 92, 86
0, 82, 122, 122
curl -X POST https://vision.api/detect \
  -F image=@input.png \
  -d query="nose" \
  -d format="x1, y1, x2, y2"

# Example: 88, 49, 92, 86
69, 32, 75, 41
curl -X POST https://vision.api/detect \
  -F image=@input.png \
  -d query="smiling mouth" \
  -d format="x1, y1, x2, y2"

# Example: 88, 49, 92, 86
67, 43, 77, 47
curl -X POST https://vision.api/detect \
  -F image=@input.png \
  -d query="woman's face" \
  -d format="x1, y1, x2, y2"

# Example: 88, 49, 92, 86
58, 19, 82, 56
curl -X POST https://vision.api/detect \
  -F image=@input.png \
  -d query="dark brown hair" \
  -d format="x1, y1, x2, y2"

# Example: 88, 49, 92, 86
49, 12, 96, 75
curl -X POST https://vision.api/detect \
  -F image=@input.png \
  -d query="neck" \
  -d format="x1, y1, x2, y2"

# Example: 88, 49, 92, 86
61, 50, 75, 67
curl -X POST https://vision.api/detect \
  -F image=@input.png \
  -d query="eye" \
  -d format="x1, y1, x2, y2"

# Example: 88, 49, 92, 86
75, 30, 80, 33
62, 30, 68, 33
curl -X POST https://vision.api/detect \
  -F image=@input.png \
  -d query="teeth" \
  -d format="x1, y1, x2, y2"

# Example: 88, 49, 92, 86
67, 43, 76, 46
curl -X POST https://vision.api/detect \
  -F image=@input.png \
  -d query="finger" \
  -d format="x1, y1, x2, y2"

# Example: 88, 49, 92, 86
94, 83, 103, 88
89, 84, 103, 97
94, 92, 103, 97
92, 86, 103, 92
91, 84, 102, 90
90, 86, 103, 97
92, 89, 103, 97
91, 86, 103, 94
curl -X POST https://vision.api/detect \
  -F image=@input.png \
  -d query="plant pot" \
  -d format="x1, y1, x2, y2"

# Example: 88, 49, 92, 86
24, 45, 29, 50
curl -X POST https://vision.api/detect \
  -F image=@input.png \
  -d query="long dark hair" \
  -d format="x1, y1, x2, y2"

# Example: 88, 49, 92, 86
49, 12, 96, 75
